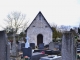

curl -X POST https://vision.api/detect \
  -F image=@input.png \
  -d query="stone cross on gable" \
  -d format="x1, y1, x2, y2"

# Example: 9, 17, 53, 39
25, 36, 30, 48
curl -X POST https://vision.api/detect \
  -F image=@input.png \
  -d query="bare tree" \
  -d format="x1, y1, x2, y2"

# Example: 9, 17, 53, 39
59, 25, 71, 32
5, 12, 27, 32
3, 11, 28, 56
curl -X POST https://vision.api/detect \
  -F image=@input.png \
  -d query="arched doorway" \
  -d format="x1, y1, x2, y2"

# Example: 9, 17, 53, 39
37, 34, 43, 46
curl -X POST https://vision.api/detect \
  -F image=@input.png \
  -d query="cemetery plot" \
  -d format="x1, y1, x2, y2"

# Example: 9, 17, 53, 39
40, 55, 62, 60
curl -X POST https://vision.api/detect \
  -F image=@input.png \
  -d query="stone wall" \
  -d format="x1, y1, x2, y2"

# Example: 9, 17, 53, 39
26, 12, 52, 46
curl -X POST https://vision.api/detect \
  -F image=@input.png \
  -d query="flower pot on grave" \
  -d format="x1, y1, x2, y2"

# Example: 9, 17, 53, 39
24, 56, 29, 60
24, 58, 28, 60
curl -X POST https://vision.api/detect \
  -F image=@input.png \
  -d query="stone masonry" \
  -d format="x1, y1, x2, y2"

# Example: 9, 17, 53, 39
26, 11, 53, 46
62, 31, 77, 60
0, 31, 10, 60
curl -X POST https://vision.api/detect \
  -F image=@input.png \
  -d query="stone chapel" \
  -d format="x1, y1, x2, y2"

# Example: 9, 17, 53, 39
25, 11, 53, 46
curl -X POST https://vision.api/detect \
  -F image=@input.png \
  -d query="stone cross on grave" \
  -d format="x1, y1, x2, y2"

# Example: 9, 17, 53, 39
25, 36, 30, 48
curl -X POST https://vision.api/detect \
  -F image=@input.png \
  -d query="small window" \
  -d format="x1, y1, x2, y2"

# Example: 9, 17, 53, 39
39, 14, 41, 20
33, 26, 35, 27
45, 26, 48, 27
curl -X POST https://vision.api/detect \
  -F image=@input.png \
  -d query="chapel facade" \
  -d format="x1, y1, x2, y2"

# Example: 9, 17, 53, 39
25, 11, 53, 46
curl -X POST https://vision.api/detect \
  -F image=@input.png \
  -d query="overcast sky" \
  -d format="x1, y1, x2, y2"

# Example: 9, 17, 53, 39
0, 0, 80, 30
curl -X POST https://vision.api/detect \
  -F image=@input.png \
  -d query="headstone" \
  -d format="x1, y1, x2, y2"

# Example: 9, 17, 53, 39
38, 43, 44, 49
59, 43, 62, 51
54, 42, 59, 50
21, 43, 25, 51
22, 47, 32, 58
49, 42, 54, 50
49, 42, 59, 51
11, 34, 17, 56
7, 44, 10, 60
30, 43, 35, 49
62, 31, 77, 60
0, 31, 10, 60
18, 41, 21, 51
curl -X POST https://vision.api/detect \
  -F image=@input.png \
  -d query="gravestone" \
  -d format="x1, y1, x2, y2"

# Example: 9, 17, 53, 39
22, 47, 32, 58
21, 43, 25, 51
49, 42, 54, 50
11, 34, 17, 56
58, 43, 62, 51
62, 31, 77, 60
7, 43, 10, 60
0, 31, 10, 60
49, 42, 59, 51
38, 43, 44, 49
18, 41, 21, 51
30, 43, 35, 49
